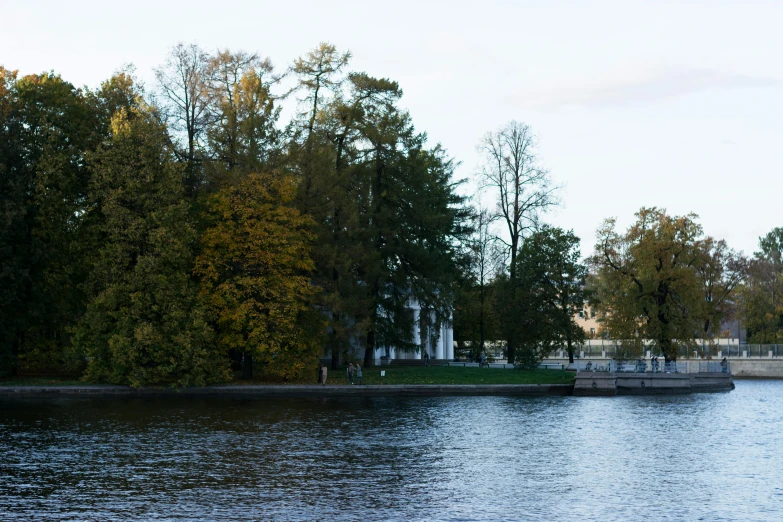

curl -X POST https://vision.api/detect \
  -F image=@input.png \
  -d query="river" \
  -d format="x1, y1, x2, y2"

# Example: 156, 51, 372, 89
2, 380, 782, 521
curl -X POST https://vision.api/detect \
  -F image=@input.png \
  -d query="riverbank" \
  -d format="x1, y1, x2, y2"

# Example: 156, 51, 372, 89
0, 383, 574, 398
0, 367, 574, 388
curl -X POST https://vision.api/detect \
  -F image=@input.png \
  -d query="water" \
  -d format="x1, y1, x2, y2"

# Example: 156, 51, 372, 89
2, 381, 782, 521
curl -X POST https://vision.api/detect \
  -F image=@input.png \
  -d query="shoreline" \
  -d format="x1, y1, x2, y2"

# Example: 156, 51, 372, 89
0, 383, 574, 398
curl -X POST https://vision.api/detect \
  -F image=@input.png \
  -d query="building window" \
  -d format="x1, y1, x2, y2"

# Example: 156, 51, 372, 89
578, 310, 584, 319
590, 328, 596, 336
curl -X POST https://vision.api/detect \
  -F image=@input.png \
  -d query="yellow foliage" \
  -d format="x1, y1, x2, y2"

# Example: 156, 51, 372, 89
195, 172, 323, 379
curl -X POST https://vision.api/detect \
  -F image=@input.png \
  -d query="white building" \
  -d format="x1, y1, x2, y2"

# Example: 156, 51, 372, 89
375, 299, 454, 362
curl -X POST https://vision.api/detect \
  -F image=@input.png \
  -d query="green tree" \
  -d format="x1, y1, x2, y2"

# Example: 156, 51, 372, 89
592, 208, 706, 361
453, 207, 501, 361
497, 227, 586, 368
0, 69, 101, 374
75, 105, 225, 386
695, 237, 746, 347
287, 49, 470, 367
194, 172, 323, 380
741, 227, 783, 343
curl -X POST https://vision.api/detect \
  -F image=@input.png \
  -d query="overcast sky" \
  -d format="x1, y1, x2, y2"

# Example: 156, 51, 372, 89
2, 0, 781, 256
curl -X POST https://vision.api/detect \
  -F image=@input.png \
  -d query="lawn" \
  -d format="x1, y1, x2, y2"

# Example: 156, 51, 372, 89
0, 376, 85, 386
0, 367, 575, 387
342, 366, 574, 386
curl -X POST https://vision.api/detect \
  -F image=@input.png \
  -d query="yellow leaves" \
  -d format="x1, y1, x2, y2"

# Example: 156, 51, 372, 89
195, 171, 323, 379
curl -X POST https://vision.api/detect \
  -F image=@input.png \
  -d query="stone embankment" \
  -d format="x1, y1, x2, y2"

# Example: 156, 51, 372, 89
573, 372, 735, 396
0, 384, 573, 398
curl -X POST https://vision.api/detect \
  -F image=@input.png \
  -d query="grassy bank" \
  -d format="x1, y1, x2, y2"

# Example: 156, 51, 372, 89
325, 366, 574, 386
0, 376, 85, 386
1, 366, 574, 387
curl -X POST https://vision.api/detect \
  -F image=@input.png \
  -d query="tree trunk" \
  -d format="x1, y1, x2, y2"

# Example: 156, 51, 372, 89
242, 351, 253, 380
330, 329, 340, 370
507, 242, 518, 364
567, 336, 574, 364
364, 330, 375, 368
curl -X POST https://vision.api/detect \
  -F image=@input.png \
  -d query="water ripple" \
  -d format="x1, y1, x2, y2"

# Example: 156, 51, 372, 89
1, 382, 783, 520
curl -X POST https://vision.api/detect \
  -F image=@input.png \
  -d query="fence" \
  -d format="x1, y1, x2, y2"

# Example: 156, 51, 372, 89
573, 359, 730, 374
551, 343, 782, 359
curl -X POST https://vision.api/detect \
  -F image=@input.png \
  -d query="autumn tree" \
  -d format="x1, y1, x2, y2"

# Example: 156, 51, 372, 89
477, 121, 559, 363
204, 50, 280, 183
592, 208, 711, 361
74, 105, 224, 386
741, 227, 783, 343
194, 173, 323, 380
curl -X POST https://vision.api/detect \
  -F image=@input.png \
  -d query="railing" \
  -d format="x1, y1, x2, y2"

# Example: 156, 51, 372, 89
573, 359, 730, 374
552, 343, 782, 359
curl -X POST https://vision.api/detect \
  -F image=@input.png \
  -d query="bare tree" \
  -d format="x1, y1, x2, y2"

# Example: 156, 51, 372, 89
154, 43, 211, 194
478, 121, 560, 363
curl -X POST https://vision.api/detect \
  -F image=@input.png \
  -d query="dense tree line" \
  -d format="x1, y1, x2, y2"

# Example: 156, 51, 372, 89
2, 45, 778, 382
0, 42, 468, 383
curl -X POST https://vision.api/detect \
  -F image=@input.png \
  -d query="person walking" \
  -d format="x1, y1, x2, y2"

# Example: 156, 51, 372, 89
321, 365, 328, 386
347, 363, 355, 384
423, 352, 430, 367
355, 364, 363, 385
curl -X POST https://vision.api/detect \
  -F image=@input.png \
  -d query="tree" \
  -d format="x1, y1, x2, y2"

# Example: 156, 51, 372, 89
592, 208, 707, 361
204, 50, 280, 183
347, 75, 469, 367
0, 67, 24, 373
291, 42, 351, 145
194, 173, 323, 380
453, 207, 502, 360
0, 70, 101, 374
287, 56, 470, 368
478, 121, 559, 363
695, 237, 746, 346
497, 227, 586, 368
155, 43, 212, 195
287, 43, 356, 369
74, 105, 225, 386
741, 227, 783, 343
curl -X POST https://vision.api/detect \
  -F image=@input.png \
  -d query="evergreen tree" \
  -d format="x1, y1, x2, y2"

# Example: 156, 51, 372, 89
75, 105, 225, 386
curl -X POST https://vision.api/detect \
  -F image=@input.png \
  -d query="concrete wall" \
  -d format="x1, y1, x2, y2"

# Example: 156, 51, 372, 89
574, 372, 734, 396
728, 359, 783, 378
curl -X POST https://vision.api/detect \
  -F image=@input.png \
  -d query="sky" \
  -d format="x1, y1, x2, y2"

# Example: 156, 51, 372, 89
2, 0, 781, 256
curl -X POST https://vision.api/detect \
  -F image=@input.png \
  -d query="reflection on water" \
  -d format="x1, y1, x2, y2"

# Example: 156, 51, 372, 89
2, 381, 782, 521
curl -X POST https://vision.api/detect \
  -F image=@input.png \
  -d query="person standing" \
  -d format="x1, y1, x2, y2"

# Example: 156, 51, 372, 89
355, 364, 363, 385
321, 365, 328, 386
424, 352, 430, 367
347, 363, 355, 384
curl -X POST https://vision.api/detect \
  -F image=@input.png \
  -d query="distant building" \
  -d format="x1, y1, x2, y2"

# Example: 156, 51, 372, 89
574, 306, 600, 338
